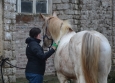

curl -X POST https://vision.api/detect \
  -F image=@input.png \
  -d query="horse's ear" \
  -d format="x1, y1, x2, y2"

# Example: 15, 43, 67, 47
39, 13, 46, 20
53, 12, 57, 17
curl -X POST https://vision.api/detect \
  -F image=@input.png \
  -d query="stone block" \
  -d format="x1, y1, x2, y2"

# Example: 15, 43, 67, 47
65, 9, 74, 14
102, 2, 109, 7
73, 15, 80, 19
11, 19, 16, 24
10, 12, 16, 19
62, 0, 69, 3
9, 4, 16, 12
4, 3, 8, 11
74, 5, 79, 9
4, 11, 10, 19
4, 50, 12, 60
10, 24, 16, 31
4, 41, 12, 50
74, 20, 80, 24
12, 68, 16, 74
12, 42, 16, 51
75, 11, 80, 14
4, 32, 12, 41
70, 4, 75, 9
53, 0, 61, 3
4, 0, 8, 3
10, 60, 16, 67
58, 15, 73, 20
80, 15, 87, 20
9, 75, 16, 83
68, 19, 74, 24
57, 4, 70, 10
4, 24, 10, 31
10, 0, 16, 4
4, 18, 11, 24
4, 68, 12, 75
4, 3, 12, 11
12, 51, 16, 59
70, 0, 76, 3
52, 4, 56, 10
59, 11, 64, 15
3, 76, 8, 83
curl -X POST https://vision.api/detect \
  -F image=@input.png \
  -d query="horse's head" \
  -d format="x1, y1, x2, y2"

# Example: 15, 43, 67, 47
40, 12, 73, 44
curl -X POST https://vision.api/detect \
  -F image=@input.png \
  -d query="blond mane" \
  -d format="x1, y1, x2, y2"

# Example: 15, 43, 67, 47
48, 17, 73, 42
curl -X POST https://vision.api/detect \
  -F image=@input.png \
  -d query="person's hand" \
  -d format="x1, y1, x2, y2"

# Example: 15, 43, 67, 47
52, 42, 58, 50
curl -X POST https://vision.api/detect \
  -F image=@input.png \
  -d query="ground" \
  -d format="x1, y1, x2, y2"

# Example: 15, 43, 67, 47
16, 71, 115, 83
16, 75, 60, 83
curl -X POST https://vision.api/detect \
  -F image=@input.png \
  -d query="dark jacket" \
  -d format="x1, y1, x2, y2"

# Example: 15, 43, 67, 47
25, 37, 55, 75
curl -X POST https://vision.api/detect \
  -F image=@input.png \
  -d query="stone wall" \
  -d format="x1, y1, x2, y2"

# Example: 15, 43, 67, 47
112, 0, 115, 70
0, 0, 3, 57
2, 0, 16, 83
0, 0, 115, 83
0, 0, 3, 83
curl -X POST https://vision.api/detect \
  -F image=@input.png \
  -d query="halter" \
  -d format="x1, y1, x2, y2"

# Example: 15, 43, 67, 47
42, 17, 63, 50
42, 17, 54, 50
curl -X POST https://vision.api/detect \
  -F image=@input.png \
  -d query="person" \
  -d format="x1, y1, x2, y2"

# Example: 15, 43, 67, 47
25, 27, 58, 83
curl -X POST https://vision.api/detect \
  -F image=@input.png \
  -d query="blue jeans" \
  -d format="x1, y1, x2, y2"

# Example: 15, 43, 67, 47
25, 73, 43, 83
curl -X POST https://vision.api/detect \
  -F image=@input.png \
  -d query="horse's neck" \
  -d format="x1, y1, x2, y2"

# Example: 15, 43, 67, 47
54, 30, 76, 44
56, 31, 76, 57
58, 31, 76, 44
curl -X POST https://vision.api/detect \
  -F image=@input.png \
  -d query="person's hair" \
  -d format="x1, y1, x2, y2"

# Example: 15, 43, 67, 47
29, 27, 41, 38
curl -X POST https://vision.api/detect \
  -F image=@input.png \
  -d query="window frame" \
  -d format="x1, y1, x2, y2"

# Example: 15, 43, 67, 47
17, 0, 52, 14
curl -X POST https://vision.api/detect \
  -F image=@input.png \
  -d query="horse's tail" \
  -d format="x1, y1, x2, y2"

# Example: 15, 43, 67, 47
81, 32, 100, 83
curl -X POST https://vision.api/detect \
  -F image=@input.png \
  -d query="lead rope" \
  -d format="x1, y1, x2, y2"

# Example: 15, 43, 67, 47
0, 58, 26, 83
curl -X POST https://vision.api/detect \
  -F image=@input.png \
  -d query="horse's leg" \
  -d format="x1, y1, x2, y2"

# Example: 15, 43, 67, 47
57, 72, 68, 83
74, 70, 85, 83
98, 47, 111, 83
98, 75, 108, 83
98, 62, 111, 83
79, 74, 86, 83
98, 63, 110, 83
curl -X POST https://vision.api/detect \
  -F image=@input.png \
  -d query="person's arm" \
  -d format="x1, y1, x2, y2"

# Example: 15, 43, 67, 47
30, 42, 55, 60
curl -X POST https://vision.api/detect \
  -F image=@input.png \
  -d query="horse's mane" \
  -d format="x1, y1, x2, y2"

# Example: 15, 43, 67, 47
48, 17, 73, 41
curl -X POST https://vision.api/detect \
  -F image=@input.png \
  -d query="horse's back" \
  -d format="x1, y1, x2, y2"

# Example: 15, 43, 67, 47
70, 30, 111, 56
69, 30, 111, 79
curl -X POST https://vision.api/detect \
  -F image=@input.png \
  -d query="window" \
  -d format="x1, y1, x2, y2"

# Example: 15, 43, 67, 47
17, 0, 52, 14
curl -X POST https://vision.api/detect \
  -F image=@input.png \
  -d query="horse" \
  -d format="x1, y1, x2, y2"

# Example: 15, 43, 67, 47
40, 12, 111, 83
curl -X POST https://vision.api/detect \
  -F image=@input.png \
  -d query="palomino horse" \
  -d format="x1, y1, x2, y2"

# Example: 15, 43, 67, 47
40, 12, 111, 83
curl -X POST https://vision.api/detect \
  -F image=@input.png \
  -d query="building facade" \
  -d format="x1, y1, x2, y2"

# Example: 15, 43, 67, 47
0, 0, 115, 83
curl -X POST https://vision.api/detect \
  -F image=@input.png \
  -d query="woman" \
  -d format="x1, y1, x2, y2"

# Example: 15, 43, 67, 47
25, 27, 58, 83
